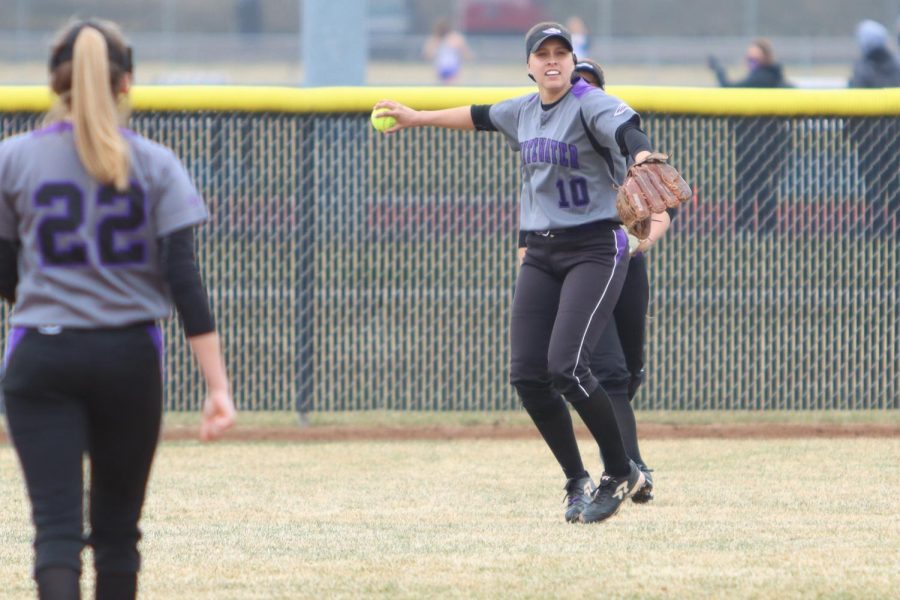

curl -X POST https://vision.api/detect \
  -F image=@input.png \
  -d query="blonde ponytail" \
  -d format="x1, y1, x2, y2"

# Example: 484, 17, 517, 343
70, 27, 130, 191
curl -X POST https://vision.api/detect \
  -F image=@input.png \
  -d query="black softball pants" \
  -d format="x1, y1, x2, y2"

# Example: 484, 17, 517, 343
2, 324, 163, 583
510, 222, 632, 476
511, 223, 630, 401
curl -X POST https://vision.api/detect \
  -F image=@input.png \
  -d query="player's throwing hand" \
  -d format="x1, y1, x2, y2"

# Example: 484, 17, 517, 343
372, 100, 419, 133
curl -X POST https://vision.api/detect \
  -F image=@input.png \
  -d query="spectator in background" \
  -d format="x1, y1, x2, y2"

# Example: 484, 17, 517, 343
848, 19, 900, 88
567, 16, 589, 59
707, 38, 790, 88
846, 20, 900, 236
422, 18, 473, 85
708, 39, 790, 233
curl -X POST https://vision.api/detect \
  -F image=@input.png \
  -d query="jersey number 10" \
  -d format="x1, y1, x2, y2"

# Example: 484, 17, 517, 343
555, 177, 590, 208
35, 182, 147, 267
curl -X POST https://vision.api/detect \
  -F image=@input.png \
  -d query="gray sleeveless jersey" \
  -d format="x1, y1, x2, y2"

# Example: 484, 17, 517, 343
489, 78, 638, 231
0, 121, 208, 328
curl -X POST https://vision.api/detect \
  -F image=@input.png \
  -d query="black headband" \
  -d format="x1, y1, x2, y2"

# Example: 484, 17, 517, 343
49, 22, 133, 73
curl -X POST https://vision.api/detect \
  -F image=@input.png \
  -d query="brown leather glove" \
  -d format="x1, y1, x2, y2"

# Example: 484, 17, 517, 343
616, 152, 691, 239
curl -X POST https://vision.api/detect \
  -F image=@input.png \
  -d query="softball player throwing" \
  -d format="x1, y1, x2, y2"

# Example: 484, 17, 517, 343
0, 19, 235, 599
375, 21, 687, 524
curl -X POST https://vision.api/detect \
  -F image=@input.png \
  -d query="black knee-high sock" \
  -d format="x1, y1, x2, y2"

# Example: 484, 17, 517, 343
607, 385, 645, 466
95, 572, 137, 600
521, 394, 588, 480
36, 566, 80, 600
571, 386, 631, 477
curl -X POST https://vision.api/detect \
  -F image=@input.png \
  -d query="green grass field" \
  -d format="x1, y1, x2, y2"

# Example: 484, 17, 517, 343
1, 431, 898, 599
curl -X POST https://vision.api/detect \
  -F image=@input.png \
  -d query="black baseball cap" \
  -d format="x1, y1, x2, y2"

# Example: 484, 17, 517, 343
574, 60, 605, 88
525, 22, 574, 58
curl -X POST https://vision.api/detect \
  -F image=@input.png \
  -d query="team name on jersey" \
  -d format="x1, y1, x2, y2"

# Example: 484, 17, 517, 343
520, 137, 580, 169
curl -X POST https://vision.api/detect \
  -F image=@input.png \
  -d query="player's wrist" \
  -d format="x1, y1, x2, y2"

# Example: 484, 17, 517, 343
207, 381, 230, 394
411, 110, 428, 127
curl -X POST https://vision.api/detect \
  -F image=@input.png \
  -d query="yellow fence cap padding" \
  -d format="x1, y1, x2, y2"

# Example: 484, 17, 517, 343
1, 85, 899, 116
0, 87, 56, 111
609, 85, 900, 116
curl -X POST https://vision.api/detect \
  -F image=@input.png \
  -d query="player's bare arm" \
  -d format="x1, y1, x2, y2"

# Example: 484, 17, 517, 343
372, 101, 475, 133
189, 332, 236, 441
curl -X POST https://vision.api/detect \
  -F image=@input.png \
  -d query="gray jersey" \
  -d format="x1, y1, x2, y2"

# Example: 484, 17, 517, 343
489, 78, 638, 231
0, 121, 208, 328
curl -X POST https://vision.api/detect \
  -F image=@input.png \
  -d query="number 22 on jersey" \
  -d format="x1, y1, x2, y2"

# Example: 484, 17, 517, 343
35, 182, 147, 266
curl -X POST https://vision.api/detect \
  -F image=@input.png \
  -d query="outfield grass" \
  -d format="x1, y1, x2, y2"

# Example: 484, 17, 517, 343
1, 436, 898, 599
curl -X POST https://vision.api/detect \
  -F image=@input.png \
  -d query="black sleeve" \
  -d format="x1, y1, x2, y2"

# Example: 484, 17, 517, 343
0, 239, 18, 303
159, 226, 215, 337
471, 105, 496, 132
517, 230, 527, 249
614, 115, 652, 158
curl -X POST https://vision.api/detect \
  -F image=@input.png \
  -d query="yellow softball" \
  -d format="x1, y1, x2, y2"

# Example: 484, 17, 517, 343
370, 108, 396, 133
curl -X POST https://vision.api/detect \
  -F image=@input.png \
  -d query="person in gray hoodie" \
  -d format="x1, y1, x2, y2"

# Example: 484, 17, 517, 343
849, 19, 900, 88
846, 20, 900, 239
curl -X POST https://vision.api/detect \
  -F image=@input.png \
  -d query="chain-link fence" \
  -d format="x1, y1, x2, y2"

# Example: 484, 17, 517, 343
0, 108, 897, 411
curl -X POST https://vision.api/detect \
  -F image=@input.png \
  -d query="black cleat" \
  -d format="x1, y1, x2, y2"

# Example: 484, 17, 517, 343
563, 474, 595, 523
631, 464, 654, 504
579, 461, 644, 524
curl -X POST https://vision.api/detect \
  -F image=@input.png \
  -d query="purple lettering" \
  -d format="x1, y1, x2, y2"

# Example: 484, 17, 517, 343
558, 143, 569, 167
549, 140, 559, 165
568, 144, 579, 169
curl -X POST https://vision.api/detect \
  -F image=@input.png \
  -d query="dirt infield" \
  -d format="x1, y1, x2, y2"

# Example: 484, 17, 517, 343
2, 421, 897, 445
157, 421, 900, 442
